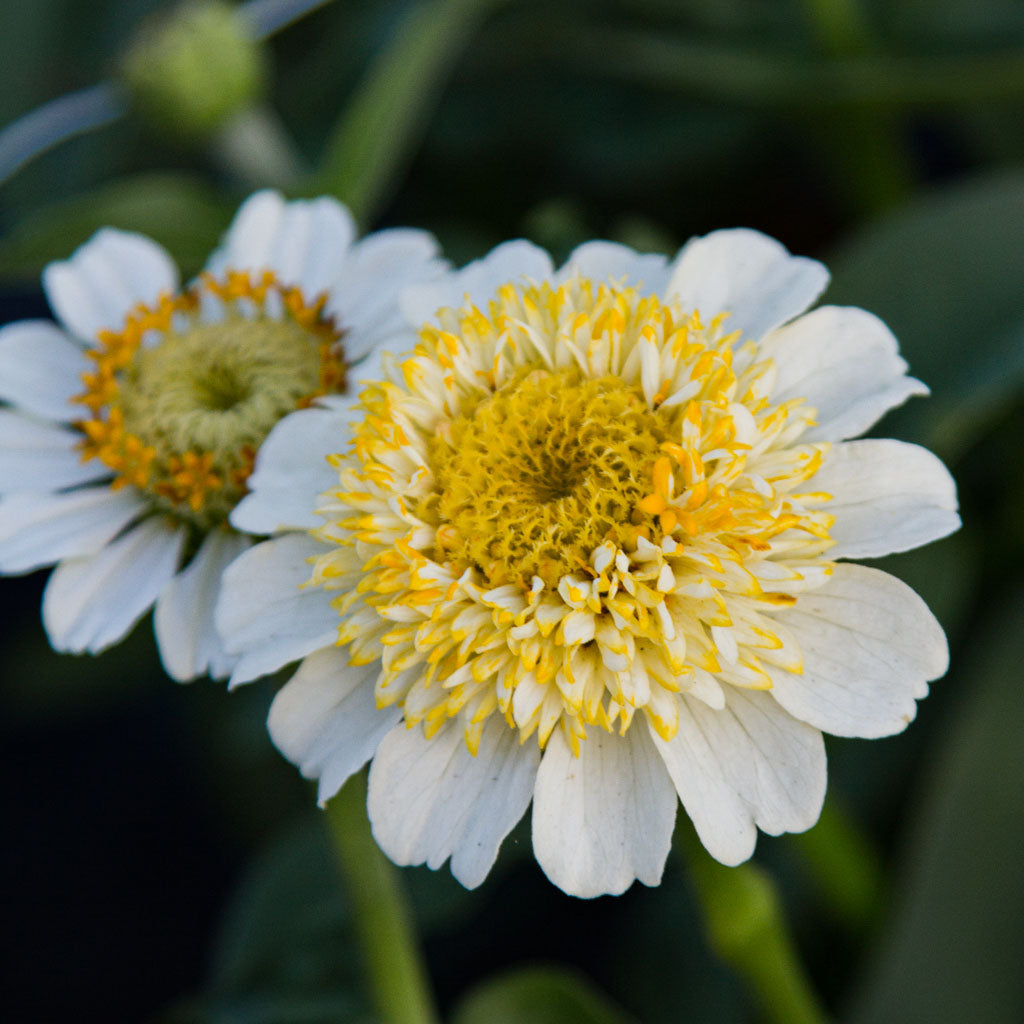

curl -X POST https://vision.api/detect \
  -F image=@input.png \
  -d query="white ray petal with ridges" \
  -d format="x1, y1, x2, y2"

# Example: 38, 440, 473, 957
155, 529, 252, 682
0, 487, 143, 573
765, 564, 948, 737
761, 305, 928, 440
532, 722, 677, 897
270, 647, 402, 804
368, 716, 540, 888
216, 534, 342, 687
812, 439, 960, 558
43, 229, 179, 341
0, 320, 91, 420
0, 411, 113, 493
43, 517, 186, 653
665, 228, 829, 341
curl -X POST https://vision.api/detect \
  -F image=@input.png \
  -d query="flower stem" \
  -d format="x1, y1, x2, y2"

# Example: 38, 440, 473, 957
675, 826, 830, 1024
797, 0, 870, 53
241, 0, 338, 40
324, 771, 439, 1024
789, 797, 885, 933
0, 83, 128, 188
796, 0, 914, 217
314, 0, 509, 225
210, 103, 307, 190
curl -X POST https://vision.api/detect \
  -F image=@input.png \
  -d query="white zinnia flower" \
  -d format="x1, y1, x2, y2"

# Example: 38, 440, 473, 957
216, 230, 959, 898
0, 190, 443, 681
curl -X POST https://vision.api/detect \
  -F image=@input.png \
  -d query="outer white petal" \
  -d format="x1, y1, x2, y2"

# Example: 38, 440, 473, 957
761, 306, 929, 440
154, 529, 253, 682
0, 321, 91, 420
532, 720, 677, 898
215, 533, 339, 687
207, 190, 357, 297
765, 563, 948, 739
652, 689, 826, 865
558, 241, 672, 294
813, 439, 960, 559
328, 229, 444, 361
43, 517, 186, 654
230, 405, 357, 534
0, 487, 144, 573
665, 228, 829, 341
368, 716, 540, 889
43, 229, 179, 342
0, 412, 112, 493
400, 240, 555, 326
270, 647, 402, 804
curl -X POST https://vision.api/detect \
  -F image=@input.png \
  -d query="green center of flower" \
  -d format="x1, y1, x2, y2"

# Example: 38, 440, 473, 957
122, 316, 324, 524
76, 271, 346, 531
427, 366, 674, 587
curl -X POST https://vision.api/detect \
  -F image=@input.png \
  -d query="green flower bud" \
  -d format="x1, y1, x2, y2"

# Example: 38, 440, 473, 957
121, 1, 267, 139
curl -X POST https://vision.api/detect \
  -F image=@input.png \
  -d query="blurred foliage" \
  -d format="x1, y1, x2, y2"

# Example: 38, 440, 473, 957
0, 172, 234, 280
2, 0, 1024, 1022
451, 966, 633, 1024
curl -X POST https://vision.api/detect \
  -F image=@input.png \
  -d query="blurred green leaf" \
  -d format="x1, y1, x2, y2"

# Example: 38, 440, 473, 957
826, 169, 1024, 461
883, 0, 1024, 41
846, 590, 1024, 1024
452, 966, 634, 1024
203, 808, 483, 1022
206, 813, 371, 1022
0, 598, 165, 721
0, 172, 234, 281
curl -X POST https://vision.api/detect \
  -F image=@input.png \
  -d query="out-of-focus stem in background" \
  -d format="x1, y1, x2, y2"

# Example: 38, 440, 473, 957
325, 772, 439, 1024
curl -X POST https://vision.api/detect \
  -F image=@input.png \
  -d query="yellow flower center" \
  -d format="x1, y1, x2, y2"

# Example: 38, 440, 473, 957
75, 270, 346, 529
313, 276, 835, 755
428, 367, 677, 587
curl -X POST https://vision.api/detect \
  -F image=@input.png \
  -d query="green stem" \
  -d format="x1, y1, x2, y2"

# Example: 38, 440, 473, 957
796, 0, 914, 217
676, 826, 830, 1024
573, 30, 1024, 109
324, 772, 439, 1024
242, 0, 338, 40
211, 103, 307, 190
789, 797, 885, 933
313, 0, 508, 225
797, 0, 869, 53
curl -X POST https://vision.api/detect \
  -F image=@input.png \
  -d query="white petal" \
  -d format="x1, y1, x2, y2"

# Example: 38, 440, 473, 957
328, 228, 444, 361
0, 320, 91, 420
230, 406, 356, 534
43, 229, 179, 342
368, 716, 540, 889
532, 721, 677, 898
766, 563, 947, 738
559, 241, 672, 293
813, 439, 960, 558
761, 305, 929, 440
43, 517, 186, 654
269, 647, 402, 804
215, 533, 339, 686
0, 487, 144, 573
665, 228, 829, 341
154, 529, 252, 682
400, 240, 554, 326
207, 190, 357, 297
0, 411, 112, 493
652, 689, 826, 865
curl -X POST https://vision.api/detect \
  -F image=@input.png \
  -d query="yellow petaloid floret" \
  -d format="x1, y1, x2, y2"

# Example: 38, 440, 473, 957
312, 276, 836, 756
